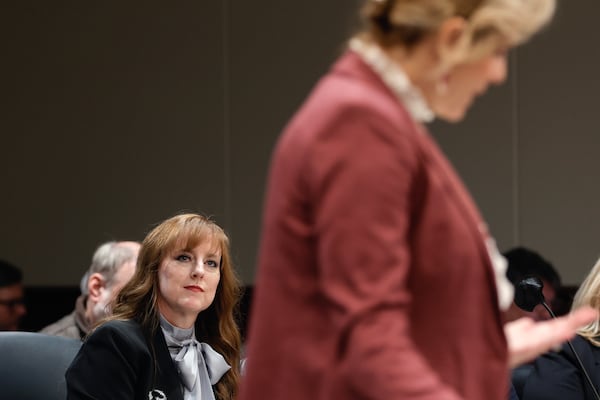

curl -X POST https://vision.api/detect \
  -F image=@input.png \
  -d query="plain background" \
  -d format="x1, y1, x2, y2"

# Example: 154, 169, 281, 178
1, 1, 599, 287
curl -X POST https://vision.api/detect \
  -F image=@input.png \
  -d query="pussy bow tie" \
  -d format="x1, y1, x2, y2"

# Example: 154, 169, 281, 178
167, 337, 231, 395
172, 338, 198, 391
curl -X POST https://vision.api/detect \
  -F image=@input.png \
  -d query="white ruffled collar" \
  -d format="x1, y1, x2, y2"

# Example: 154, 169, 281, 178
349, 38, 435, 123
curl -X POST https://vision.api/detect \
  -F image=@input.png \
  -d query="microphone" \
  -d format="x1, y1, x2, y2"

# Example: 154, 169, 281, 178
514, 276, 600, 400
514, 277, 546, 312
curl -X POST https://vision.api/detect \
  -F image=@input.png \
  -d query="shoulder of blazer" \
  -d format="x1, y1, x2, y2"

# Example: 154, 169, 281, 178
95, 320, 183, 399
562, 335, 597, 363
563, 335, 600, 397
94, 319, 179, 372
538, 334, 600, 388
94, 319, 145, 338
90, 319, 150, 355
568, 335, 600, 370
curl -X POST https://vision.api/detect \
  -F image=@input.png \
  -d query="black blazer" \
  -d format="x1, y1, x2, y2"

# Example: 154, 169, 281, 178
522, 334, 600, 400
66, 320, 184, 400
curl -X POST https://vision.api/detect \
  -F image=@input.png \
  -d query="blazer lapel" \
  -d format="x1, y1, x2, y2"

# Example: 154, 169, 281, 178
420, 130, 505, 321
150, 329, 184, 400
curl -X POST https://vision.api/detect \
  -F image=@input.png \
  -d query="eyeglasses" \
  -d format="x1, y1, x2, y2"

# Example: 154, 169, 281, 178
0, 298, 25, 308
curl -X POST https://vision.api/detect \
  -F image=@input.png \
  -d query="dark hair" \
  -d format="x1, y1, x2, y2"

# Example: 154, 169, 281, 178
0, 260, 23, 288
504, 247, 561, 290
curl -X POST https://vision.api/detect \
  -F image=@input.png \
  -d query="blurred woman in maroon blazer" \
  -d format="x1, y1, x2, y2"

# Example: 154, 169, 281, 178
240, 1, 595, 400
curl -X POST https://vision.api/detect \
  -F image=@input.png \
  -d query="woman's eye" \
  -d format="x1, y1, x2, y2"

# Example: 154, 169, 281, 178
206, 260, 218, 268
175, 254, 191, 262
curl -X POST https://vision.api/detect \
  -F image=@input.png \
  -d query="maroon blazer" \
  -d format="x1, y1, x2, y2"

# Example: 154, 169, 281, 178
240, 51, 508, 400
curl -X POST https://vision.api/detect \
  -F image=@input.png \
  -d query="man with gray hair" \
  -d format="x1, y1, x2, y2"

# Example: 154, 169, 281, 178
40, 241, 140, 339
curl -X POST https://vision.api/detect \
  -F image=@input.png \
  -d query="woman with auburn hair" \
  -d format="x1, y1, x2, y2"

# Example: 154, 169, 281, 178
240, 1, 595, 400
66, 213, 241, 400
522, 258, 600, 400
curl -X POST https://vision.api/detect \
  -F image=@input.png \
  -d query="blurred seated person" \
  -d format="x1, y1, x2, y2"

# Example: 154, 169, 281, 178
40, 240, 140, 339
552, 285, 580, 317
504, 247, 563, 398
521, 257, 600, 400
0, 259, 26, 331
66, 214, 241, 400
504, 246, 562, 322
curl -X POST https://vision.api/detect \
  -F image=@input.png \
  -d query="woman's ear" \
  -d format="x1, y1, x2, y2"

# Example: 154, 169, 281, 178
433, 16, 468, 70
437, 16, 467, 50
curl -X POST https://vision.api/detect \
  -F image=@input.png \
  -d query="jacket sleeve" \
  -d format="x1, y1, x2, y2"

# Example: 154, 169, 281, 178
66, 321, 148, 400
310, 106, 462, 400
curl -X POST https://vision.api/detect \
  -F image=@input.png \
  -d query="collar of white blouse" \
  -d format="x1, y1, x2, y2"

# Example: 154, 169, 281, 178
348, 37, 435, 124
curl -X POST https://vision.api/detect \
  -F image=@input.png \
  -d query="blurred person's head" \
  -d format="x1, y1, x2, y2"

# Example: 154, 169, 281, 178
504, 246, 561, 322
0, 259, 26, 331
83, 241, 140, 326
571, 257, 600, 346
355, 0, 555, 122
111, 213, 241, 400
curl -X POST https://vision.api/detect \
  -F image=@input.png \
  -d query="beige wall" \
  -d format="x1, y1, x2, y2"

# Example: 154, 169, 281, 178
1, 1, 598, 286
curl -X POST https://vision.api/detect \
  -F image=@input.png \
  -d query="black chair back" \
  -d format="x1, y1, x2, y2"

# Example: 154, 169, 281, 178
0, 331, 81, 400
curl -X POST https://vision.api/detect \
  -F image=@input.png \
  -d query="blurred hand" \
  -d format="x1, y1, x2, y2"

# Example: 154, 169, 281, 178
505, 306, 598, 368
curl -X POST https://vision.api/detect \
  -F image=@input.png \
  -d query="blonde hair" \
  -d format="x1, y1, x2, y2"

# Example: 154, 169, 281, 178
572, 258, 600, 346
109, 213, 242, 400
358, 0, 556, 64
